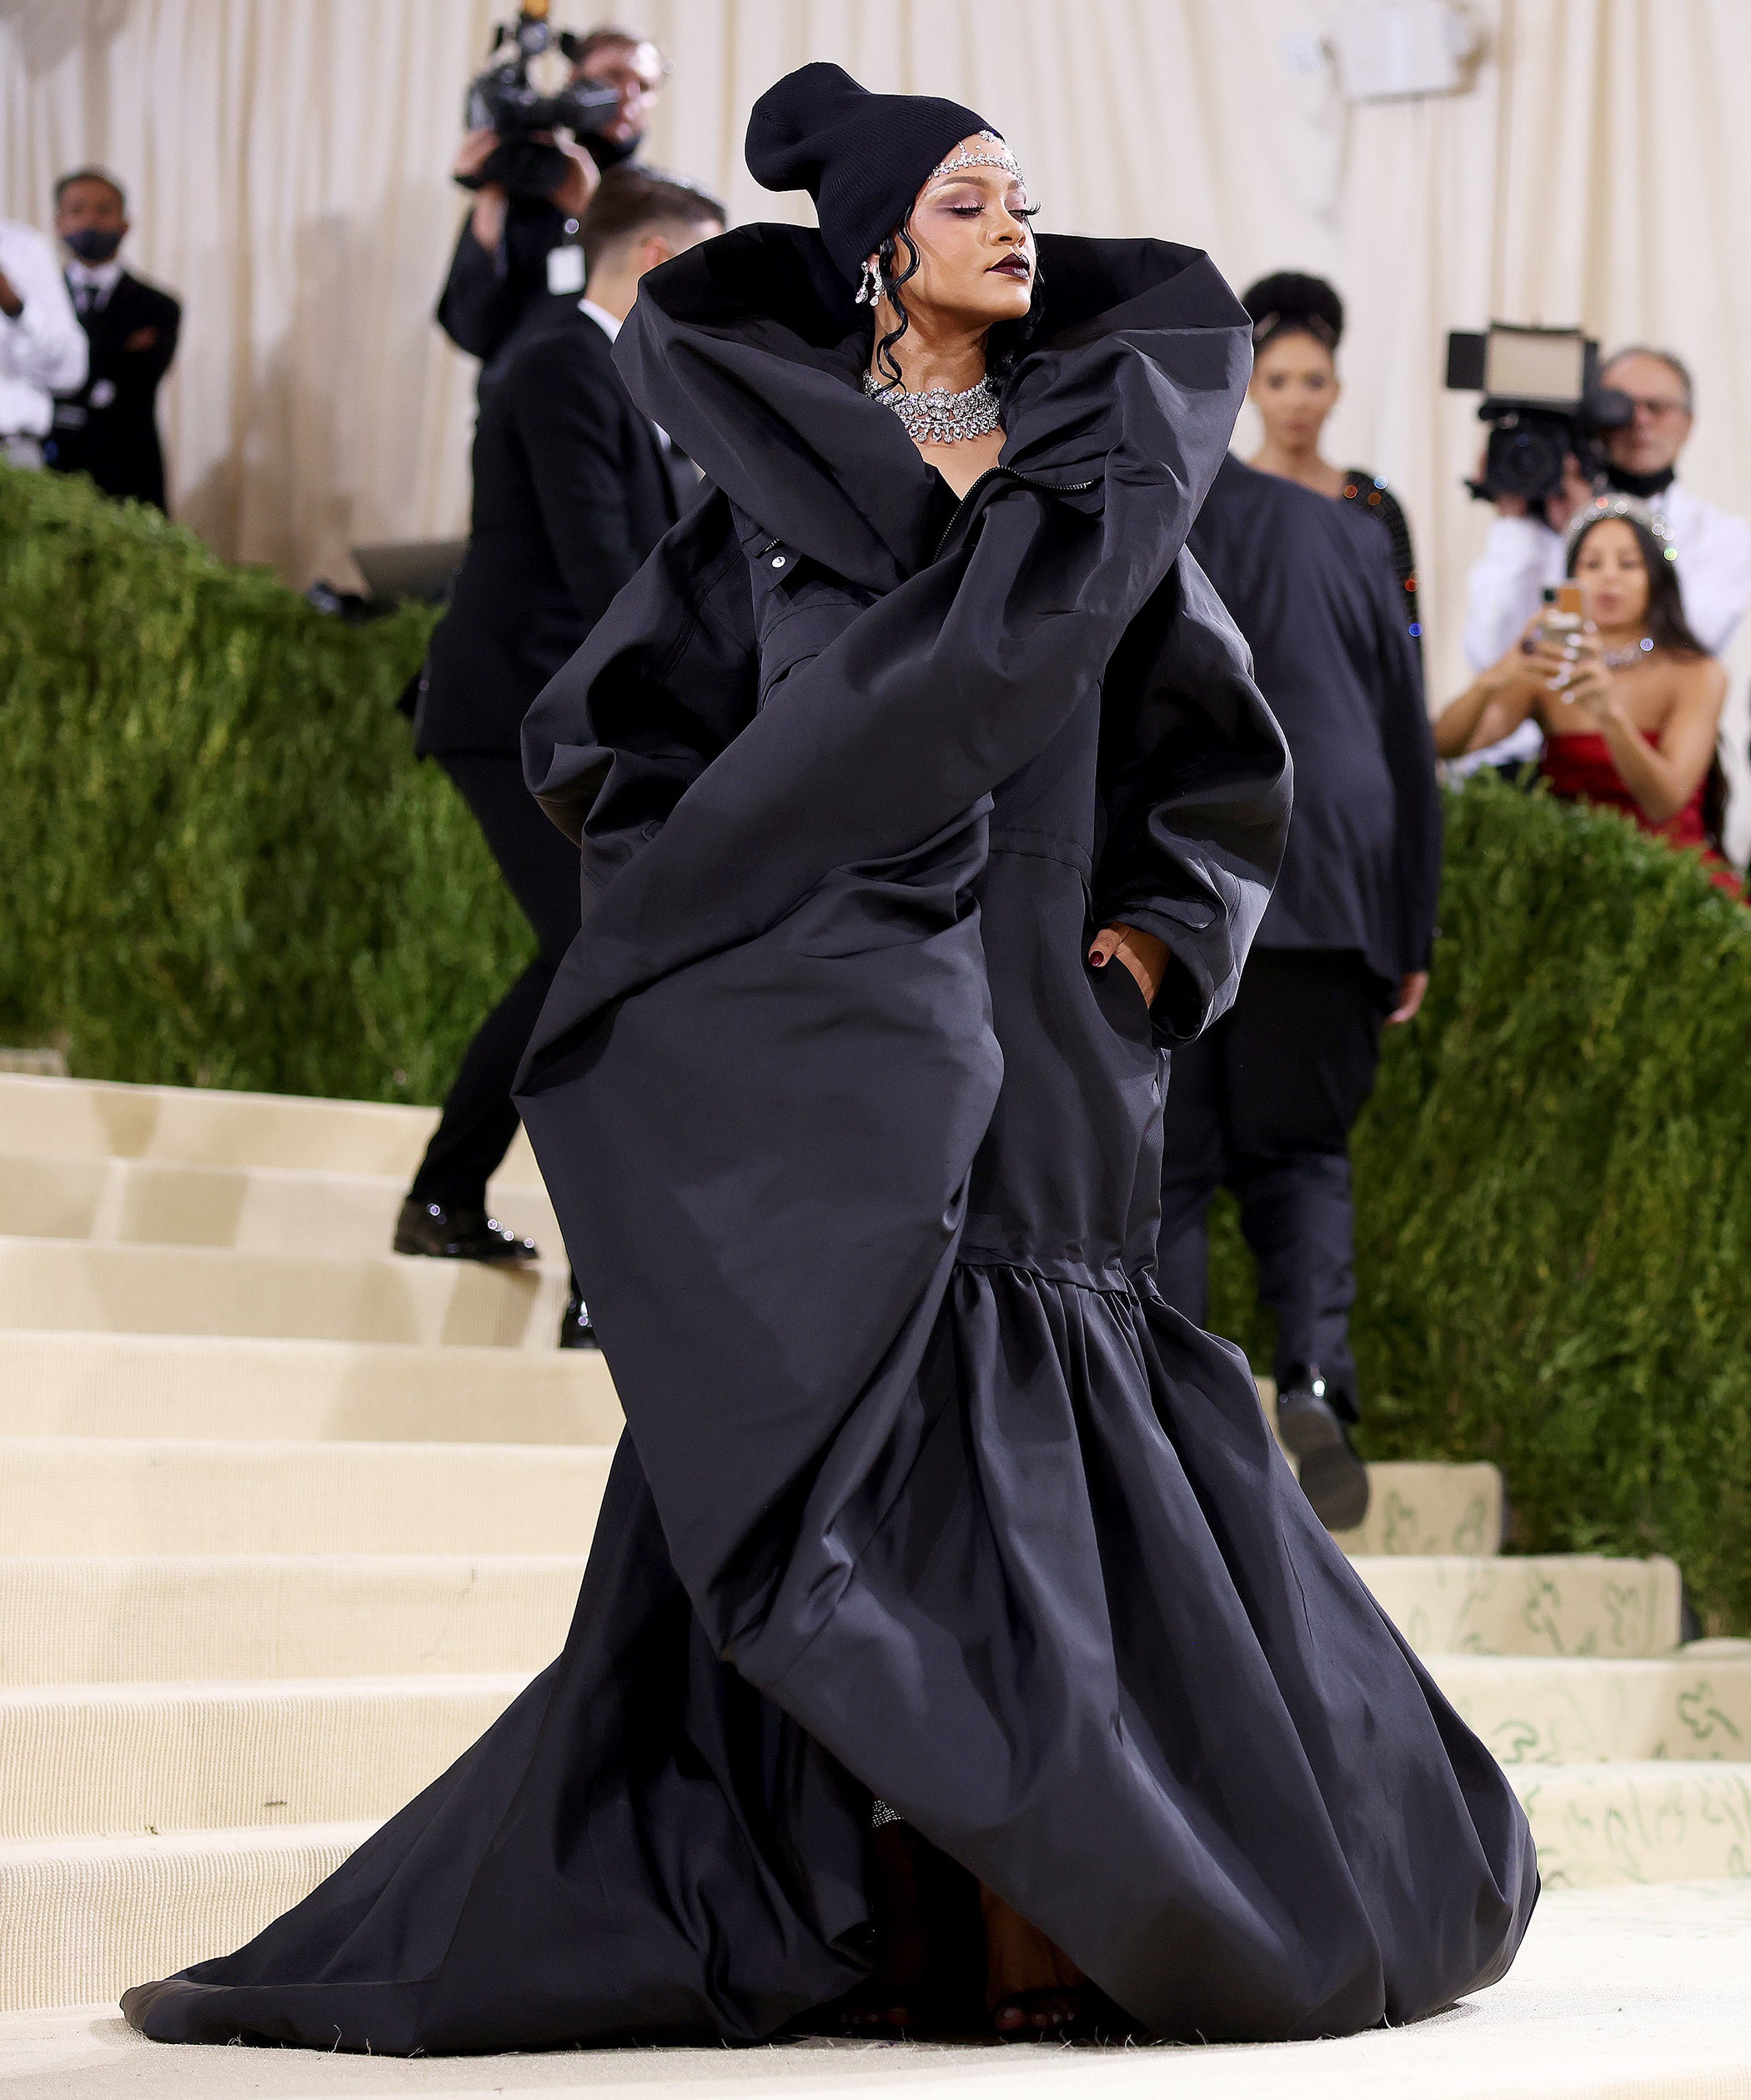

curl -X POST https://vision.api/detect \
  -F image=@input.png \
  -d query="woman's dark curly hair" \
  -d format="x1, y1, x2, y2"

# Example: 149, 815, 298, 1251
1566, 513, 1708, 659
865, 203, 1045, 395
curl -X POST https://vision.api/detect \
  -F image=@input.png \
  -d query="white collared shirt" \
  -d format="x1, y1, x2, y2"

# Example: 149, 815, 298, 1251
65, 255, 125, 313
0, 218, 87, 434
578, 296, 621, 343
579, 294, 671, 450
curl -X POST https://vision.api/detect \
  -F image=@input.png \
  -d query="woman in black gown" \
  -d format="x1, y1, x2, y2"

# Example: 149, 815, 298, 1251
123, 64, 1537, 2055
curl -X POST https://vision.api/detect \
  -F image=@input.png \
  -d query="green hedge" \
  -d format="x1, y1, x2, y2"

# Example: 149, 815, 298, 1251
1209, 779, 1751, 1632
0, 465, 527, 1103
5, 467, 1751, 1629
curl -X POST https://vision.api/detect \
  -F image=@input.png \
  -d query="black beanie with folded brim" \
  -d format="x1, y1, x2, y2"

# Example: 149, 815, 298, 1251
745, 62, 997, 284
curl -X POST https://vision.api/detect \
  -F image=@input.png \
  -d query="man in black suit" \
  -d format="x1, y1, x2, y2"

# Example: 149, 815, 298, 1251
47, 168, 180, 513
399, 166, 724, 1345
1157, 456, 1442, 1532
438, 27, 667, 391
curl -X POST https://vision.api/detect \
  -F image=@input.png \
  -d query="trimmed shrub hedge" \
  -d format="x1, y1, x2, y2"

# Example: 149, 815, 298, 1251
1208, 779, 1751, 1632
4, 467, 1750, 1629
0, 465, 525, 1104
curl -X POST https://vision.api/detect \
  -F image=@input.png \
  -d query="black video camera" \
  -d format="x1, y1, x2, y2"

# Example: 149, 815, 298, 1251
1446, 323, 1633, 524
460, 4, 620, 201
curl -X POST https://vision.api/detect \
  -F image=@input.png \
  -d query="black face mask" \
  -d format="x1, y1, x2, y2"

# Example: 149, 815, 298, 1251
583, 128, 642, 173
63, 226, 123, 263
1607, 462, 1678, 500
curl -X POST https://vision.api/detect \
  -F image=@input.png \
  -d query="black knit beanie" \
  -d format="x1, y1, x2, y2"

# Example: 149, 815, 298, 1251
745, 62, 996, 283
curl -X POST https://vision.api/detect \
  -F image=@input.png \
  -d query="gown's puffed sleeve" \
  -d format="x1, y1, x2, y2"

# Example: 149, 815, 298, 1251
521, 489, 760, 889
1092, 549, 1293, 1043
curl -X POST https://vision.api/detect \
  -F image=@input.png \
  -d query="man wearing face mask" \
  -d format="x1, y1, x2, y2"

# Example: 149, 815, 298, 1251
47, 168, 181, 514
436, 24, 667, 391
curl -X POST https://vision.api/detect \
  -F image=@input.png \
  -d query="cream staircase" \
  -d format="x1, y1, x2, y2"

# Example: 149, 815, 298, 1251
0, 1071, 1747, 2018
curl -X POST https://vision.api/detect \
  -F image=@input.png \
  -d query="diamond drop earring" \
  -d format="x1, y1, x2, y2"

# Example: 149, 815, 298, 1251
855, 258, 885, 308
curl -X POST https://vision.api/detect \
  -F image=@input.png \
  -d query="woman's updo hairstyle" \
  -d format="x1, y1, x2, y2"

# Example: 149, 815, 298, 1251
1242, 271, 1344, 355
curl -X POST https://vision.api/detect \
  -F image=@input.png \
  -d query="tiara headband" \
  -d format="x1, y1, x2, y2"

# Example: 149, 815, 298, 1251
1252, 308, 1337, 350
928, 129, 1025, 184
1564, 492, 1677, 564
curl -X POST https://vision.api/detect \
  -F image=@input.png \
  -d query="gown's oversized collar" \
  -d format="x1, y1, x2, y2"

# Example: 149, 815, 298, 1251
613, 223, 1252, 594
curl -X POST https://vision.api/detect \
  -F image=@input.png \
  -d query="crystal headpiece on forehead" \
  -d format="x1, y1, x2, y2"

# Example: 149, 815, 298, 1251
1564, 491, 1675, 563
928, 130, 1025, 183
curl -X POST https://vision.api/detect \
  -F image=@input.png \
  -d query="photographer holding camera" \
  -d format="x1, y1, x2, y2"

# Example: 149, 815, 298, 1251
1461, 345, 1751, 770
437, 19, 667, 386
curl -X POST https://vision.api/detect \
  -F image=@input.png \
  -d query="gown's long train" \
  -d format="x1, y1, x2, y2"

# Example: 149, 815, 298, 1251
123, 220, 1538, 2056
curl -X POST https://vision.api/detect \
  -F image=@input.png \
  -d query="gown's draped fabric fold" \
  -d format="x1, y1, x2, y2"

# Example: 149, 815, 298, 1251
122, 225, 1537, 2057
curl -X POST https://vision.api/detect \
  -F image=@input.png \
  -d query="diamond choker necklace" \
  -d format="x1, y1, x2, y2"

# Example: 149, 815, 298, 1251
863, 371, 1001, 444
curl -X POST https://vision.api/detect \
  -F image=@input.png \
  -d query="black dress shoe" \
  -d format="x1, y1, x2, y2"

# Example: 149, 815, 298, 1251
1277, 1368, 1371, 1534
559, 1281, 600, 1351
394, 1198, 539, 1264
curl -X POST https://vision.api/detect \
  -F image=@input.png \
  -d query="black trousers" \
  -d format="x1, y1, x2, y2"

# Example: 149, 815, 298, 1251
409, 753, 582, 1210
1156, 948, 1390, 1417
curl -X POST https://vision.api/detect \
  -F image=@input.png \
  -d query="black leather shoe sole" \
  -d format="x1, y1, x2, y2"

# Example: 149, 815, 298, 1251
1278, 1393, 1372, 1534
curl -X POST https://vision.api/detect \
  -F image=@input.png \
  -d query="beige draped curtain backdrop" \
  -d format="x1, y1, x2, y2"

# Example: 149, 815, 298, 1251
6, 0, 1751, 832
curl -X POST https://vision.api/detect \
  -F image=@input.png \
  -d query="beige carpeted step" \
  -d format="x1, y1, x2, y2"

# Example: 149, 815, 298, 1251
1352, 1553, 1683, 1659
0, 1330, 621, 1444
0, 1550, 1681, 1692
0, 1238, 568, 1346
0, 1071, 452, 1175
1428, 1650, 1751, 1763
0, 1817, 374, 2017
0, 1075, 541, 1192
0, 1153, 560, 1262
0, 1439, 611, 1556
1258, 1384, 1503, 1556
1508, 1761, 1751, 1891
0, 1552, 586, 1685
0, 1072, 545, 1182
1330, 1461, 1503, 1556
0, 1673, 529, 1840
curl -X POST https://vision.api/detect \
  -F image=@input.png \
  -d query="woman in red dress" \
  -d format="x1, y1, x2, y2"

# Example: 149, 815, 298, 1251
1436, 496, 1731, 882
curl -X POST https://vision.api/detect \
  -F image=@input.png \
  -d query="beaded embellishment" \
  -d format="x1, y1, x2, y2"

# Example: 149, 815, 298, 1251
862, 370, 1001, 444
928, 129, 1025, 184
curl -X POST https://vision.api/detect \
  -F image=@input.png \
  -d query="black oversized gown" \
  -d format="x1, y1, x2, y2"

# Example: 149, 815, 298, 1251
124, 228, 1537, 2055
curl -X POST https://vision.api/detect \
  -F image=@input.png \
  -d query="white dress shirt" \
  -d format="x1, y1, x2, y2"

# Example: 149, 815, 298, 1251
1455, 477, 1751, 774
0, 219, 88, 436
578, 296, 620, 343
64, 254, 125, 315
578, 294, 673, 451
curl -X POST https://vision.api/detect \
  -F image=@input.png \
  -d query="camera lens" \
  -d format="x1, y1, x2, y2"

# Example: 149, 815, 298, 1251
1486, 419, 1568, 501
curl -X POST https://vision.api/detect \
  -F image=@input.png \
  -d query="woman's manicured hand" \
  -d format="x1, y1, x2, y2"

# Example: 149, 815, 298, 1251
1089, 923, 1169, 1006
1387, 970, 1428, 1025
1554, 636, 1618, 724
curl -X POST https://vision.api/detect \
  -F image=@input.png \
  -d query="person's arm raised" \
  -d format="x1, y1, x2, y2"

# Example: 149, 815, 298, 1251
1568, 647, 1726, 825
1432, 619, 1543, 757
